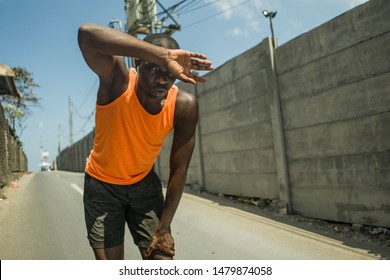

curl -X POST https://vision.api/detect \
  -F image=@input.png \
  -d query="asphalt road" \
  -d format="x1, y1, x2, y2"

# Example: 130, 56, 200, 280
0, 171, 381, 260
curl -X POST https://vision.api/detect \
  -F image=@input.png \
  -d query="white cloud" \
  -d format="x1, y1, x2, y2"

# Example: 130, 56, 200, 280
227, 26, 244, 37
206, 0, 264, 37
207, 0, 242, 20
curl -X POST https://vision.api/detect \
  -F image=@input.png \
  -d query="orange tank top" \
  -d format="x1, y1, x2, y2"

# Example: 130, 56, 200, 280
85, 68, 178, 185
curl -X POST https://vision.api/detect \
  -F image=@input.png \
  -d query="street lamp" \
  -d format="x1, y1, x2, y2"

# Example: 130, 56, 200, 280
262, 10, 277, 48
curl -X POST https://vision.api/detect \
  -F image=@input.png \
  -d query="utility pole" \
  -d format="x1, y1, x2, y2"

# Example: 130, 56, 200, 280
109, 19, 132, 69
58, 124, 61, 153
69, 96, 74, 145
149, 0, 156, 34
124, 0, 180, 37
39, 122, 49, 171
39, 122, 43, 170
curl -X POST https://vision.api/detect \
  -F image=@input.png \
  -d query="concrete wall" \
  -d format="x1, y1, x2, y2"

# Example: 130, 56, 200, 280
56, 129, 94, 172
160, 0, 390, 227
276, 0, 390, 226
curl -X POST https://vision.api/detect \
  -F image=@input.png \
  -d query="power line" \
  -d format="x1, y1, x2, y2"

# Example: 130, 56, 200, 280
156, 0, 180, 27
73, 108, 95, 137
179, 0, 224, 15
130, 0, 185, 33
182, 0, 253, 29
155, 0, 188, 18
174, 0, 198, 13
77, 77, 98, 111
72, 100, 94, 119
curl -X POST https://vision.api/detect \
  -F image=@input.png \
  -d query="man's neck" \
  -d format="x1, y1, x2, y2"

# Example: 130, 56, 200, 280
135, 86, 167, 115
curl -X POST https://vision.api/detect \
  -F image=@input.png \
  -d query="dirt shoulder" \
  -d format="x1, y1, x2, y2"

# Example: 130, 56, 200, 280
184, 185, 390, 260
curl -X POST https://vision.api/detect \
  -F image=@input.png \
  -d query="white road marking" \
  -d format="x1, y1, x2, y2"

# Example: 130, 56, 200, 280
70, 183, 84, 195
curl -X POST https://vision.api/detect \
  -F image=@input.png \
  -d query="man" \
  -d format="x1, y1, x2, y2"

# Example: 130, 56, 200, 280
77, 23, 213, 260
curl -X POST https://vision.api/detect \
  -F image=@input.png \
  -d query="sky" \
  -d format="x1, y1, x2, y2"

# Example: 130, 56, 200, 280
0, 0, 369, 172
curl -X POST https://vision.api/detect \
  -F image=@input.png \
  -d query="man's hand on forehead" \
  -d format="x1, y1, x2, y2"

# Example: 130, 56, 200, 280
166, 49, 214, 85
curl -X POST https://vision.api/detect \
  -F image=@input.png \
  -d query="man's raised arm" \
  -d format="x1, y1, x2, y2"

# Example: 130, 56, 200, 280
77, 23, 213, 84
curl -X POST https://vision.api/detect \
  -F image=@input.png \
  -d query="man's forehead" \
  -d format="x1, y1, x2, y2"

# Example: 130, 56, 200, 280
142, 61, 157, 66
142, 61, 169, 71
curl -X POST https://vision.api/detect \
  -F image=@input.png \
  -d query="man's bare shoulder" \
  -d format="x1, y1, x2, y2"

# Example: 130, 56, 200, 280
176, 89, 198, 106
174, 88, 199, 126
175, 89, 198, 110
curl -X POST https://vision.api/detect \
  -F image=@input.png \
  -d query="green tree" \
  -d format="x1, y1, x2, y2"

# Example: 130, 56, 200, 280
1, 67, 40, 137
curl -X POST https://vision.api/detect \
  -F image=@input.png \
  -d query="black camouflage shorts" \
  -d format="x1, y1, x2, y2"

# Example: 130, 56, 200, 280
83, 170, 164, 249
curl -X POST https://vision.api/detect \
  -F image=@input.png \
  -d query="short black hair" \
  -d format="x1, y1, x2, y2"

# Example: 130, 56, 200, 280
143, 33, 180, 50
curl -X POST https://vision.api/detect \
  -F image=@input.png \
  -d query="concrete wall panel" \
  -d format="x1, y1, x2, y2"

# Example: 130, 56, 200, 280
203, 147, 276, 174
201, 121, 273, 153
292, 187, 390, 228
205, 173, 278, 198
198, 69, 268, 114
278, 32, 390, 102
276, 0, 390, 74
283, 72, 390, 130
289, 151, 390, 189
285, 112, 390, 160
200, 96, 270, 135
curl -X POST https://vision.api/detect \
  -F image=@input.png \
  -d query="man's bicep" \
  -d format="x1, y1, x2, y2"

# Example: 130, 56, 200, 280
79, 46, 116, 78
78, 27, 116, 77
169, 124, 196, 173
170, 92, 199, 172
